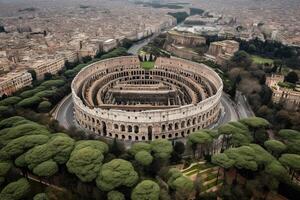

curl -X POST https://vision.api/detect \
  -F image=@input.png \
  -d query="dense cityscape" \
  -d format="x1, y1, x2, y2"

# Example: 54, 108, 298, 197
0, 0, 299, 200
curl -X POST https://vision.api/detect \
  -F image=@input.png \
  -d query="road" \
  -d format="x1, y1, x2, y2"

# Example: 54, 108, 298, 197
53, 94, 74, 129
235, 91, 255, 119
53, 35, 254, 130
127, 34, 158, 55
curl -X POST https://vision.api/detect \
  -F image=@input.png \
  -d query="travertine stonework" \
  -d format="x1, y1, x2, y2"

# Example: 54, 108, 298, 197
266, 74, 300, 110
71, 56, 223, 141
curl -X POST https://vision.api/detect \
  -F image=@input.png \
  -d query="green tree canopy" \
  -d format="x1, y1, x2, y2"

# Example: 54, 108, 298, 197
33, 193, 49, 200
277, 129, 300, 140
285, 71, 299, 84
0, 162, 11, 177
230, 50, 252, 68
131, 180, 160, 200
135, 150, 153, 166
129, 142, 151, 156
265, 160, 288, 180
279, 154, 300, 171
40, 79, 65, 87
67, 146, 104, 182
0, 97, 22, 106
211, 154, 235, 169
240, 117, 270, 130
264, 139, 286, 156
107, 190, 125, 200
96, 159, 138, 191
0, 135, 50, 160
24, 135, 74, 170
0, 116, 25, 129
73, 140, 109, 154
150, 139, 173, 159
0, 123, 50, 146
224, 146, 257, 171
33, 160, 58, 177
17, 96, 42, 108
0, 178, 30, 200
37, 101, 52, 112
188, 131, 213, 145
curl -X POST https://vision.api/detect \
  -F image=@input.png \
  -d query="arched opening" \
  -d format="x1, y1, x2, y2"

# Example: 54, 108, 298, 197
162, 124, 166, 132
168, 124, 173, 131
121, 125, 125, 132
168, 134, 172, 138
102, 121, 107, 135
175, 123, 179, 130
128, 136, 132, 140
148, 126, 153, 141
122, 135, 125, 139
187, 119, 191, 126
181, 121, 185, 128
142, 136, 145, 140
134, 125, 139, 133
193, 118, 196, 125
135, 136, 139, 141
128, 125, 132, 132
114, 124, 119, 129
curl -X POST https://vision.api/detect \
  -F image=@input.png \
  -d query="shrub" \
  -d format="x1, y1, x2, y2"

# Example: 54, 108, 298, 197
41, 79, 65, 88
38, 101, 52, 112
17, 96, 42, 108
0, 97, 22, 106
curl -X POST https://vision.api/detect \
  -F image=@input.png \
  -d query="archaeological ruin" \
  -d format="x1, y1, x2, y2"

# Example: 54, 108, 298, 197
71, 56, 223, 141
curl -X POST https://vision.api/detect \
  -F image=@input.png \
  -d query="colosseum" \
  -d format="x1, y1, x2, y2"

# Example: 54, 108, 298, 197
71, 56, 223, 141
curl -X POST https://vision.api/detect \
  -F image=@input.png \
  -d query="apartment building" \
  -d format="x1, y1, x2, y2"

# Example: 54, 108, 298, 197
0, 70, 32, 97
31, 58, 65, 80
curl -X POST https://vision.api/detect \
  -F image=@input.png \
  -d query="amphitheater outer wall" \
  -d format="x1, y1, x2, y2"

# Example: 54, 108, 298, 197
71, 56, 223, 141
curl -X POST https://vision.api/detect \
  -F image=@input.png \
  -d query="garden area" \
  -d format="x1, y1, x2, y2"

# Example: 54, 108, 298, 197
251, 55, 274, 65
141, 61, 155, 70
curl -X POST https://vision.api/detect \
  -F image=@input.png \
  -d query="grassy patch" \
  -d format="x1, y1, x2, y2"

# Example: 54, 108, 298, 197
141, 61, 155, 70
251, 55, 274, 64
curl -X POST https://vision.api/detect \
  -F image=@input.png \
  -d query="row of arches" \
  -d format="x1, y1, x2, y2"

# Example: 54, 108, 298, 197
76, 113, 219, 142
74, 104, 220, 141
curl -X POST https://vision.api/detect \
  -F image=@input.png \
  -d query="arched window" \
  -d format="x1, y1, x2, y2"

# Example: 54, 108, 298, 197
134, 125, 139, 133
187, 119, 191, 126
128, 125, 132, 132
162, 124, 166, 132
121, 125, 125, 132
175, 123, 179, 130
114, 124, 119, 129
168, 124, 173, 131
181, 121, 185, 128
198, 116, 201, 123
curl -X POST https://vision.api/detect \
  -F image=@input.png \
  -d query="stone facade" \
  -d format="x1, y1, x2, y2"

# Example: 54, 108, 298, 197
71, 56, 223, 141
164, 30, 206, 60
266, 74, 300, 110
207, 40, 239, 65
166, 30, 206, 47
31, 58, 65, 80
0, 70, 32, 97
